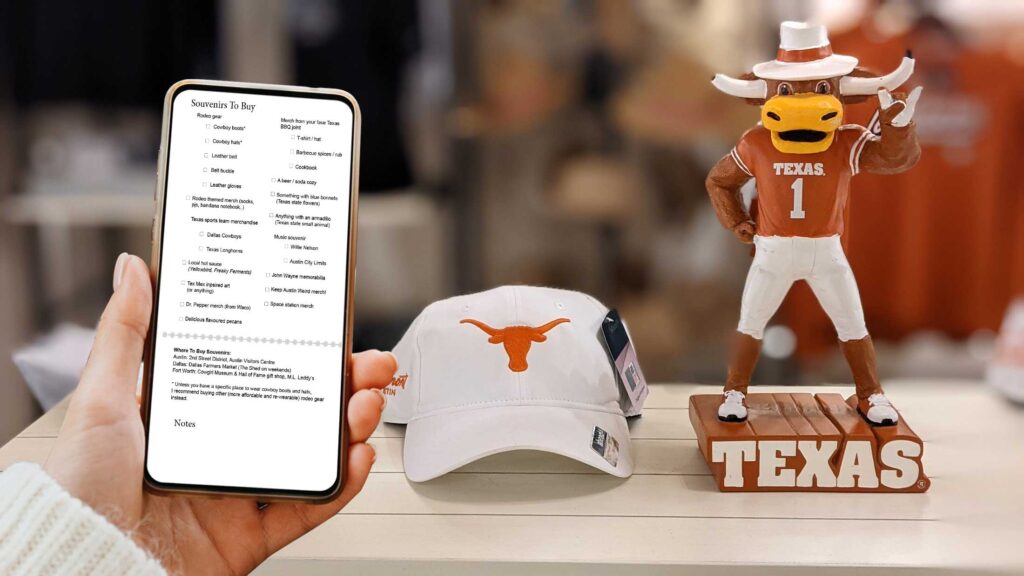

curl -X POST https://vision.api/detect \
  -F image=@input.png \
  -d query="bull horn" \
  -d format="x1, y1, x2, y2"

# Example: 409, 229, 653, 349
460, 318, 500, 336
839, 56, 915, 96
532, 318, 571, 334
711, 74, 767, 99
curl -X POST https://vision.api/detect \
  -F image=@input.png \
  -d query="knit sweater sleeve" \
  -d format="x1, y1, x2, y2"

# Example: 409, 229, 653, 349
0, 463, 166, 576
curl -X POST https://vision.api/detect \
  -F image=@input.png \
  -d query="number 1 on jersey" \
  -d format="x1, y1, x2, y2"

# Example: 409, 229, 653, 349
790, 177, 806, 219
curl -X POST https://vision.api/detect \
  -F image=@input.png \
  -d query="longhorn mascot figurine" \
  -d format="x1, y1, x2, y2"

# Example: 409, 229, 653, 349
706, 22, 922, 425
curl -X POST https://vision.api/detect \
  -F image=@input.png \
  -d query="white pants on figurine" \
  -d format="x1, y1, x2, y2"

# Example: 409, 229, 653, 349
738, 235, 868, 342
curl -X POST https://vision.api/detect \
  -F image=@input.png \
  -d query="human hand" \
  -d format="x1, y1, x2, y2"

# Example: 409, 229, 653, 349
877, 86, 923, 128
732, 221, 756, 244
44, 253, 397, 575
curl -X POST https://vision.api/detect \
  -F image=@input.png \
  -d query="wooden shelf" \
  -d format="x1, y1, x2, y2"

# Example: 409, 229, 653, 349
4, 381, 1022, 574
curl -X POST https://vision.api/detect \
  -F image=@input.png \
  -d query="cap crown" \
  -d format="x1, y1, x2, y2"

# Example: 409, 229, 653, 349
384, 286, 622, 423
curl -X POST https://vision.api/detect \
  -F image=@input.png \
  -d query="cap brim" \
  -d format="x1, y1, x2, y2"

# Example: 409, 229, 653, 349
752, 54, 858, 81
402, 404, 633, 482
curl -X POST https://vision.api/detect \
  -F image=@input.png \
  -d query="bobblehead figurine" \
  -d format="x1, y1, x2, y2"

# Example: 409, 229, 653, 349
706, 22, 922, 426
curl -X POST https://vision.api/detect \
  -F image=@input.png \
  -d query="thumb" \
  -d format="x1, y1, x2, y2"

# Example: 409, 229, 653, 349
906, 86, 923, 107
75, 253, 153, 413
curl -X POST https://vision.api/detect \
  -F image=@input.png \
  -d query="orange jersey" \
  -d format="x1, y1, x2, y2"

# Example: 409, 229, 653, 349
731, 124, 873, 237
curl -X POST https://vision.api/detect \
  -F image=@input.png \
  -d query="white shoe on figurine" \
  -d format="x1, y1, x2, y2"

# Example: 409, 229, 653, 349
859, 393, 899, 426
989, 298, 1024, 404
718, 390, 748, 422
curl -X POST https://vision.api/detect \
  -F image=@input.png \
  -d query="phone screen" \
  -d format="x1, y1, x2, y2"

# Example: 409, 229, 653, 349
145, 84, 356, 496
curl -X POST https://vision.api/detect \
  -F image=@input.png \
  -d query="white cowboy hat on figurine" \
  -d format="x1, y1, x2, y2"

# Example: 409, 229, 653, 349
711, 21, 914, 99
752, 21, 859, 81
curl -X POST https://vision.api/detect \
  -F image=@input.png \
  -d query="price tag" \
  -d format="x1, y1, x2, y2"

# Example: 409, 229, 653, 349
600, 309, 648, 416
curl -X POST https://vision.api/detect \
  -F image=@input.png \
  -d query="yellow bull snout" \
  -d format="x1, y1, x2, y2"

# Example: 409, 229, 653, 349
761, 94, 844, 154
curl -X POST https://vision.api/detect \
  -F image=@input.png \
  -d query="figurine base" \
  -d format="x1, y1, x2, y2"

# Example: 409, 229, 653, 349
689, 393, 929, 493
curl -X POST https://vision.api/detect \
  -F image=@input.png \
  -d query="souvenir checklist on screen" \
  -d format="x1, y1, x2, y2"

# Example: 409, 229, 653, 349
148, 89, 354, 492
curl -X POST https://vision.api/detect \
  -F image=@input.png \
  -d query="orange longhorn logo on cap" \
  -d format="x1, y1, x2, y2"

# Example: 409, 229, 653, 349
460, 318, 571, 372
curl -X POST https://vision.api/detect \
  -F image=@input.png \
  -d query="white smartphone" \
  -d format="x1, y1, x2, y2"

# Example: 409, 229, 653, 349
142, 80, 360, 501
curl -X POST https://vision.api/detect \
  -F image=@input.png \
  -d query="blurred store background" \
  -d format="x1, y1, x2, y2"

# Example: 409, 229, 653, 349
1, 0, 1023, 443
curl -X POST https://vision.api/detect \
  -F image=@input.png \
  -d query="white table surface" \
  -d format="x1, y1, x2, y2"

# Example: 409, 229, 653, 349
3, 381, 1023, 575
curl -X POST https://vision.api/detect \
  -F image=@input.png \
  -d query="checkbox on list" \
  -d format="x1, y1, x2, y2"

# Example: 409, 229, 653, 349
180, 280, 186, 286
203, 153, 209, 158
264, 301, 269, 307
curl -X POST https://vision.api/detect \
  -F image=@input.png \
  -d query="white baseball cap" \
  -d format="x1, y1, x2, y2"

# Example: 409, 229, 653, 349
382, 286, 643, 482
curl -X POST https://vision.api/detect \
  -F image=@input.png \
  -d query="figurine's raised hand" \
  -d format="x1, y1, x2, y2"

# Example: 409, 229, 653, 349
732, 221, 756, 244
877, 87, 923, 128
